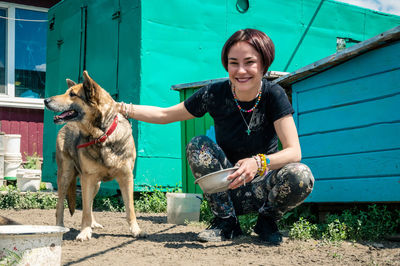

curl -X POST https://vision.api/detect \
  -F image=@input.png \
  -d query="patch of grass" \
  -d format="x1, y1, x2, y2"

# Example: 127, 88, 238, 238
289, 217, 318, 240
286, 204, 399, 242
320, 219, 348, 242
0, 186, 58, 210
1, 185, 398, 242
134, 189, 167, 213
199, 200, 213, 223
0, 247, 23, 266
238, 213, 258, 235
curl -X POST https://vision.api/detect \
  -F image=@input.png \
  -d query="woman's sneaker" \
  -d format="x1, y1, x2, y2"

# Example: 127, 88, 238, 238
253, 214, 283, 245
198, 216, 243, 242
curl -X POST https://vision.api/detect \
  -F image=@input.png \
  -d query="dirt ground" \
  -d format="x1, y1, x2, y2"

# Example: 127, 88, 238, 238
2, 209, 400, 266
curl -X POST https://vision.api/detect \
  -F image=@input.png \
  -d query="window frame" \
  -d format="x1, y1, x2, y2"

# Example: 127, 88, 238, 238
0, 2, 47, 110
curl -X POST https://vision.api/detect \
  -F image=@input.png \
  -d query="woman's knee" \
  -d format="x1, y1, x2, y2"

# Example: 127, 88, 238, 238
185, 135, 221, 179
186, 135, 213, 153
278, 163, 314, 196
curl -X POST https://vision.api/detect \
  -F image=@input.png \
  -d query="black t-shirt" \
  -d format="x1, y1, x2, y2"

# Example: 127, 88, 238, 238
184, 79, 294, 164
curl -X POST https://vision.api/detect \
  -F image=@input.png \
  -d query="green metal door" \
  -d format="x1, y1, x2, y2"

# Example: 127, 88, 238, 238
43, 0, 85, 187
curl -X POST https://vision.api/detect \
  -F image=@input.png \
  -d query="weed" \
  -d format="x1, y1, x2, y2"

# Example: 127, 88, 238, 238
39, 182, 47, 191
0, 247, 23, 266
321, 219, 347, 242
289, 217, 318, 240
199, 200, 213, 223
135, 187, 167, 213
23, 152, 42, 170
0, 186, 58, 210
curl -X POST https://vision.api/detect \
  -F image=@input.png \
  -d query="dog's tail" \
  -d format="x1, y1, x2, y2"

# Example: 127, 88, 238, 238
67, 177, 77, 216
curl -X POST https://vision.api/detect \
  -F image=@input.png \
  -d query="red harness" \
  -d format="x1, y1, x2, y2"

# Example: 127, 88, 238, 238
77, 115, 119, 149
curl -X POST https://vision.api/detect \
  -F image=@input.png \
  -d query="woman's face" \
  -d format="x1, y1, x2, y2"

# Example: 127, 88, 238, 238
227, 41, 264, 95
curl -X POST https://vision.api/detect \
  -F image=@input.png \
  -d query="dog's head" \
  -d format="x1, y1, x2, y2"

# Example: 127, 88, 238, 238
44, 70, 113, 124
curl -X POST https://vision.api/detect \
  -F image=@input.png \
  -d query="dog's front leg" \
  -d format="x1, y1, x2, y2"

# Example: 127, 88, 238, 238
76, 175, 96, 241
117, 174, 146, 238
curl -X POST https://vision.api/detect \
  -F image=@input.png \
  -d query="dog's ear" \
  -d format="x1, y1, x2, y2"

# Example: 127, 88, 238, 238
82, 70, 100, 105
66, 79, 76, 88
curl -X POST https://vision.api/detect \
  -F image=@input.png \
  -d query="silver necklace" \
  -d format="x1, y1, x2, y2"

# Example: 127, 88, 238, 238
239, 110, 254, 135
231, 81, 262, 135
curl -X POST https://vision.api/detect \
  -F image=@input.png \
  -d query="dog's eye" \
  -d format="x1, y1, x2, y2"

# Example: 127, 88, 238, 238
69, 91, 77, 97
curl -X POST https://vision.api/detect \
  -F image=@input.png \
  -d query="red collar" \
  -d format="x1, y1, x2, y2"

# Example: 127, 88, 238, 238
77, 115, 119, 149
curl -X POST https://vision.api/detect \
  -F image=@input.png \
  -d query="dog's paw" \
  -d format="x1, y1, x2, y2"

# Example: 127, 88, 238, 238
130, 224, 147, 238
91, 221, 104, 229
132, 229, 147, 238
76, 227, 92, 241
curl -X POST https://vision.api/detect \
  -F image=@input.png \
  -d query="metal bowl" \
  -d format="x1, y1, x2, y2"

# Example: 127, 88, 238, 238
194, 167, 238, 194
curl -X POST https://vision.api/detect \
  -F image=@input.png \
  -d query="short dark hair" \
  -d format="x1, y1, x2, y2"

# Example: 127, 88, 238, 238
221, 29, 275, 75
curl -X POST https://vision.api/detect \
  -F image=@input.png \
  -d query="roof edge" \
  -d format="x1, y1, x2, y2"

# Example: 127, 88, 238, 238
273, 26, 400, 87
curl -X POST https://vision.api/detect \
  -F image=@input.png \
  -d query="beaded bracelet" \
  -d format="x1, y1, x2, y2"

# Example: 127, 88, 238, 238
252, 155, 261, 170
120, 102, 128, 119
120, 102, 133, 119
257, 153, 268, 176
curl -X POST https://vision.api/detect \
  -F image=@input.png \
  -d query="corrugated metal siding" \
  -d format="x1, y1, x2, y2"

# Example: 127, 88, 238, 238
0, 107, 43, 160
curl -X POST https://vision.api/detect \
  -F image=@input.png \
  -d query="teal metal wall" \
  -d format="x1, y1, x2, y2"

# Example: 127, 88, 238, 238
43, 0, 400, 193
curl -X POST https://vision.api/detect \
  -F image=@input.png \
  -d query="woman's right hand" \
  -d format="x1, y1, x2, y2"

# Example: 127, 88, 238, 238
227, 157, 258, 189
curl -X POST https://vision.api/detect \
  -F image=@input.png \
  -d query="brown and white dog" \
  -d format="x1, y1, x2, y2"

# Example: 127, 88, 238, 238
44, 71, 145, 241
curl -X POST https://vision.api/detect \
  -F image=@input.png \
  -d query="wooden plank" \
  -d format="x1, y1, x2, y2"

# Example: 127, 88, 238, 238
305, 176, 400, 202
302, 149, 400, 180
298, 93, 400, 135
300, 123, 400, 158
296, 68, 400, 114
291, 90, 299, 127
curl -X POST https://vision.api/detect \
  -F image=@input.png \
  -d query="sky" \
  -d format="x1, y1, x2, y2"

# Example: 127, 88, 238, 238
334, 0, 400, 16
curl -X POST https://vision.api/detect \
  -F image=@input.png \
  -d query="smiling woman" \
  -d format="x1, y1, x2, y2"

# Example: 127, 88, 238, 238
120, 28, 314, 245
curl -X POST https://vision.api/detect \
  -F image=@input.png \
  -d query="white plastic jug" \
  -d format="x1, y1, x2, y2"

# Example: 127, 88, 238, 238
166, 193, 203, 225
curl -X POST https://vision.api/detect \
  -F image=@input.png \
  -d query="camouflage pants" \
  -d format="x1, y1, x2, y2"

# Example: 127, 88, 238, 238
186, 136, 314, 220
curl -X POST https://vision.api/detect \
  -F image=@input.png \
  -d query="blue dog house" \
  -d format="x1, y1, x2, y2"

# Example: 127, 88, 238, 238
275, 26, 400, 203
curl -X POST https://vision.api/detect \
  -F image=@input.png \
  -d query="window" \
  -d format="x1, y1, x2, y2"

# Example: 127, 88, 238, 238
0, 4, 47, 103
15, 8, 47, 98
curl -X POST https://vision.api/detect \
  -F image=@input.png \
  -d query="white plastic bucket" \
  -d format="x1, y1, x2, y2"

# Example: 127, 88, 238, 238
0, 225, 69, 266
4, 153, 22, 178
16, 169, 42, 192
0, 133, 4, 152
4, 134, 21, 154
166, 193, 203, 225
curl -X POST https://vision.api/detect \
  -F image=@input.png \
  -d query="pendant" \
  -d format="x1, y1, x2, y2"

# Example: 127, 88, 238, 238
246, 128, 251, 135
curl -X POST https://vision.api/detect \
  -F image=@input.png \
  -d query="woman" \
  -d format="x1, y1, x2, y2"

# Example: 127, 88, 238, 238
120, 29, 314, 245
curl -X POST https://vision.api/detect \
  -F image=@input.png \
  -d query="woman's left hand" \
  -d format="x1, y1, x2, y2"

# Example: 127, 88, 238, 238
227, 157, 258, 190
